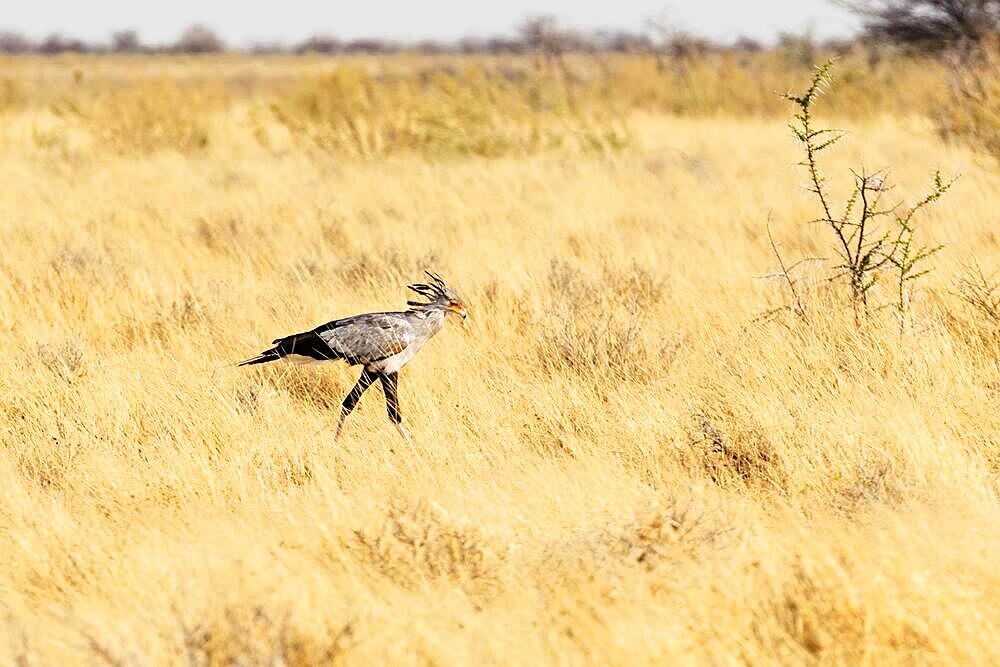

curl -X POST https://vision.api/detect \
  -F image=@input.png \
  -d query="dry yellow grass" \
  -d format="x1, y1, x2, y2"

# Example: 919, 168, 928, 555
2, 55, 1000, 665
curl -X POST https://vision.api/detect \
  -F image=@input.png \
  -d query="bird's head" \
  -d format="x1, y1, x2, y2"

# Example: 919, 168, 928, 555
407, 271, 468, 321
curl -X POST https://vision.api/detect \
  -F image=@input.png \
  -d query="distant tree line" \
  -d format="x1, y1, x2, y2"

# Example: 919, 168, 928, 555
0, 20, 842, 56
0, 3, 996, 56
0, 25, 228, 55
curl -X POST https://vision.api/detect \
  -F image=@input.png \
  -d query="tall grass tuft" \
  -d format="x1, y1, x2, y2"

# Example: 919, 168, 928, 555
266, 63, 630, 158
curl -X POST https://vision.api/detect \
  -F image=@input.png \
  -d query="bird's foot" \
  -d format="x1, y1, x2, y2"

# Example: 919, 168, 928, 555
395, 423, 415, 453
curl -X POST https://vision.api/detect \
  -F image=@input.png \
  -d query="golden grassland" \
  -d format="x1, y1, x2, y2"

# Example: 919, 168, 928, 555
2, 53, 1000, 664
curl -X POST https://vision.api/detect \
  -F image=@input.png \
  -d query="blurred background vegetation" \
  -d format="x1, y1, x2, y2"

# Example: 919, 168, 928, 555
1, 2, 997, 161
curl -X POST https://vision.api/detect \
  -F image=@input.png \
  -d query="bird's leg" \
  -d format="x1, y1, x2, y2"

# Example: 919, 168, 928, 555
335, 369, 376, 441
379, 372, 414, 451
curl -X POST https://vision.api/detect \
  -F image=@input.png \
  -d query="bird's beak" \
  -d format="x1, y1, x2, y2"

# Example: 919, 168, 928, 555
447, 301, 468, 323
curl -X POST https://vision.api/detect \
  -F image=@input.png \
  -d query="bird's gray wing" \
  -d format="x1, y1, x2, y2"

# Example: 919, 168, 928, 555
316, 313, 415, 364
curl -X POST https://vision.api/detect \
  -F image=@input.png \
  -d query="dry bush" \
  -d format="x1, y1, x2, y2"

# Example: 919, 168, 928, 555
782, 60, 954, 324
604, 499, 730, 571
79, 604, 356, 666
686, 406, 787, 491
350, 499, 505, 597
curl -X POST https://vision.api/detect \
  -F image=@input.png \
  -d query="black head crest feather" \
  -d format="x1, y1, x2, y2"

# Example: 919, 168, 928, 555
406, 271, 453, 308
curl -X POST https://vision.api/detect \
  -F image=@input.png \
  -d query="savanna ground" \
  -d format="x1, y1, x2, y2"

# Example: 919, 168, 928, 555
2, 49, 1000, 665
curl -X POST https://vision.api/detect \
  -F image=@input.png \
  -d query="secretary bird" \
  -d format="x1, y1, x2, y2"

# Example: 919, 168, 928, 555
239, 272, 467, 444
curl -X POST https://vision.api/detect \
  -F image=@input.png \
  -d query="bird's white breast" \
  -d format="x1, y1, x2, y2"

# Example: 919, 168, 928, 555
363, 308, 445, 374
374, 346, 420, 374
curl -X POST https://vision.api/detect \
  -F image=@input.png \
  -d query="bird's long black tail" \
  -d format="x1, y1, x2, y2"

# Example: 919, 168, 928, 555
237, 348, 281, 366
238, 331, 341, 367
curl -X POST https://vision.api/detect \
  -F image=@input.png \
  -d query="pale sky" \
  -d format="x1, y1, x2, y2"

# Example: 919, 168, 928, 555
4, 1, 860, 46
